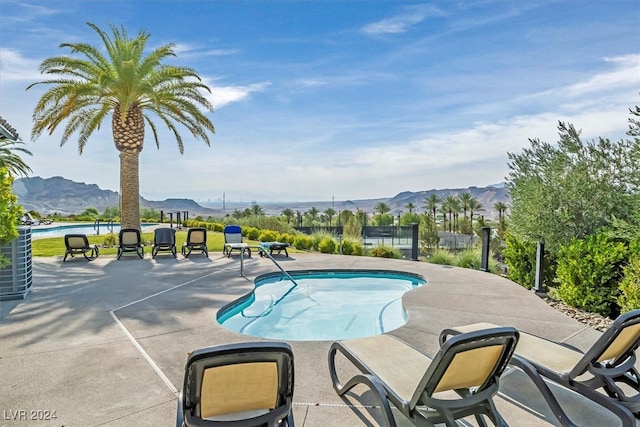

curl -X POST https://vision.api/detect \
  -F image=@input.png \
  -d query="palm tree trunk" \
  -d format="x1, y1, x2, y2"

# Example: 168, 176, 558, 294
120, 149, 141, 229
113, 104, 144, 230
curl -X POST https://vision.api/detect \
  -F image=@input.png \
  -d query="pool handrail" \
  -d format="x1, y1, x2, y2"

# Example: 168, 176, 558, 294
239, 244, 299, 289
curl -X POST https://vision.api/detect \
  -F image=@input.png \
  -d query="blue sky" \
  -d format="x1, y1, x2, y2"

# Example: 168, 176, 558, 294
1, 1, 638, 203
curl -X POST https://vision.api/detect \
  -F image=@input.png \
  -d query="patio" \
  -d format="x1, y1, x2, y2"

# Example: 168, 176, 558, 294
0, 252, 629, 426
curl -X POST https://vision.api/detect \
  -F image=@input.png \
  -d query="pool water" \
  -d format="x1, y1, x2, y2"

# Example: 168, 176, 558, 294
217, 270, 426, 341
30, 223, 158, 239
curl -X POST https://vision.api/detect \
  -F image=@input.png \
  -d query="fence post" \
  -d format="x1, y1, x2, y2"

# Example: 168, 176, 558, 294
480, 227, 490, 272
411, 223, 419, 261
534, 241, 546, 295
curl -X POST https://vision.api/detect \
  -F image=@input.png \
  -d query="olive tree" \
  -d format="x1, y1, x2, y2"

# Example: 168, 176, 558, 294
506, 120, 639, 254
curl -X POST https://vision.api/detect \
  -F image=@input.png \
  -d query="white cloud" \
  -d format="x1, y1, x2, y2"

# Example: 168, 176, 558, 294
361, 4, 443, 35
172, 43, 239, 58
206, 81, 271, 109
0, 48, 43, 81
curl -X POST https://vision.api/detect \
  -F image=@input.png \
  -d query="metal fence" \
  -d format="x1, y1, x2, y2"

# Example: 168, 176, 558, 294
294, 225, 478, 252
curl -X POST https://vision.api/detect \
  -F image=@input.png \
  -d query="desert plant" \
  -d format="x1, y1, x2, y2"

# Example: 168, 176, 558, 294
258, 229, 278, 242
427, 249, 456, 266
556, 233, 627, 316
293, 234, 313, 250
103, 233, 117, 247
617, 255, 640, 313
369, 245, 402, 259
311, 230, 335, 251
456, 247, 501, 274
318, 237, 337, 254
244, 227, 260, 240
456, 248, 482, 270
278, 233, 296, 244
502, 233, 537, 289
340, 239, 354, 255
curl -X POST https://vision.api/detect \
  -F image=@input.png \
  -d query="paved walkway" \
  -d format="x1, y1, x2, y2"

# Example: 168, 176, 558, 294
0, 252, 630, 426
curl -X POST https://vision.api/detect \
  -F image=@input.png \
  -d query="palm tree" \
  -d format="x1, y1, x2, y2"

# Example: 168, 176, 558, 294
405, 201, 415, 214
28, 23, 215, 229
423, 194, 440, 219
251, 203, 264, 216
374, 202, 391, 225
458, 192, 473, 219
374, 202, 391, 215
494, 201, 508, 222
0, 118, 32, 177
306, 207, 319, 224
442, 194, 460, 233
468, 198, 483, 228
281, 208, 294, 224
323, 208, 336, 226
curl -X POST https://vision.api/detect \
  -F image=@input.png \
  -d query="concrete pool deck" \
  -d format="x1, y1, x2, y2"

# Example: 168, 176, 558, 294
0, 252, 633, 426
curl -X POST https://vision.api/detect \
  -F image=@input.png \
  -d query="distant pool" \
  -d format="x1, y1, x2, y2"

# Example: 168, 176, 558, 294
30, 223, 158, 239
217, 270, 426, 341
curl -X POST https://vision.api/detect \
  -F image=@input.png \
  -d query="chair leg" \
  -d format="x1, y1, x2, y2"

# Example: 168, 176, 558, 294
328, 344, 398, 427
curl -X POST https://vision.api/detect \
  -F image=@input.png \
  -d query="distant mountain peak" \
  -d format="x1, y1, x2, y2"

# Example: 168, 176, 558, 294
14, 176, 510, 219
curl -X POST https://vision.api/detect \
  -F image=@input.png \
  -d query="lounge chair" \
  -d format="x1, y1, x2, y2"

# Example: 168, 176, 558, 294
441, 310, 640, 427
328, 327, 519, 427
259, 242, 290, 258
176, 341, 295, 427
63, 234, 99, 262
181, 227, 208, 258
117, 228, 144, 260
20, 212, 40, 226
223, 225, 251, 258
152, 227, 177, 259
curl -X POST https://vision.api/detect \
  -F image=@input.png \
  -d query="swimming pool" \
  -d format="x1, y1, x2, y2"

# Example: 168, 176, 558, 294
217, 270, 426, 341
30, 223, 158, 239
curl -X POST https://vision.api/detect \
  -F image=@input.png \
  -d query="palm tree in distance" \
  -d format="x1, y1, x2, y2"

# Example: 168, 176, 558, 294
468, 198, 483, 228
405, 201, 415, 214
28, 23, 215, 229
424, 193, 440, 220
374, 202, 391, 216
323, 208, 336, 226
281, 208, 294, 224
494, 201, 508, 222
443, 194, 459, 233
458, 192, 473, 219
306, 207, 319, 224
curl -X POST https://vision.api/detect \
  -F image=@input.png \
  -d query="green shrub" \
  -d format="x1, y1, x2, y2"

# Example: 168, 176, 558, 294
618, 255, 640, 313
293, 234, 313, 250
502, 233, 537, 290
278, 233, 296, 244
427, 249, 456, 265
350, 242, 364, 256
341, 240, 363, 256
244, 227, 260, 240
454, 247, 501, 274
341, 239, 354, 255
103, 233, 117, 247
311, 230, 335, 251
456, 248, 481, 270
258, 229, 278, 242
369, 245, 402, 259
318, 237, 337, 254
556, 233, 627, 316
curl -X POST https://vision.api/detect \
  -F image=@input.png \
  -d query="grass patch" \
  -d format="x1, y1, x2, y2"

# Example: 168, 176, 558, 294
32, 230, 246, 257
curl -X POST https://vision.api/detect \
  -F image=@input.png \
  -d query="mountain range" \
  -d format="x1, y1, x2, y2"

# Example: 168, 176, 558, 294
13, 176, 510, 219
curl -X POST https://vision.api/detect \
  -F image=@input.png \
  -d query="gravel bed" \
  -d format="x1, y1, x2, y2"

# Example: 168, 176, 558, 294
544, 298, 614, 332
